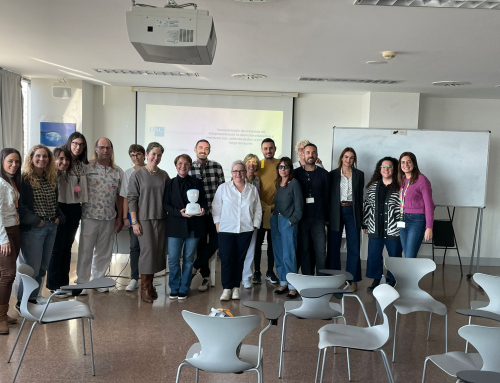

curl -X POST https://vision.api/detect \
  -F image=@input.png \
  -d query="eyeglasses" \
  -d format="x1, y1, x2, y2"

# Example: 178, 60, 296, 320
98, 146, 112, 151
278, 165, 291, 170
380, 165, 393, 169
231, 170, 246, 174
130, 153, 142, 158
71, 141, 85, 148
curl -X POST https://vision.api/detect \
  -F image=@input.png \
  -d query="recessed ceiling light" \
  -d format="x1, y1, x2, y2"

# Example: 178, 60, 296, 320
355, 0, 500, 10
232, 73, 267, 80
432, 81, 471, 87
93, 69, 199, 76
366, 61, 388, 65
299, 77, 403, 85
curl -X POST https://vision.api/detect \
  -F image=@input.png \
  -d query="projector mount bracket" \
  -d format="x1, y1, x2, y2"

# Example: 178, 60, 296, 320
131, 0, 198, 9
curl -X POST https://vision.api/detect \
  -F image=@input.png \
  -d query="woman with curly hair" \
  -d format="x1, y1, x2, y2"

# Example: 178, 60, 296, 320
362, 157, 402, 291
16, 145, 65, 310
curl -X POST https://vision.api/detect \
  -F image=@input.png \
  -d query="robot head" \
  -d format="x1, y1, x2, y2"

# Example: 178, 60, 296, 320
187, 189, 199, 203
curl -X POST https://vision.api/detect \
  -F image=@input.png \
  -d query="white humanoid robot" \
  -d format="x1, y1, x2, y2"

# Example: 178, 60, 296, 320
185, 189, 201, 215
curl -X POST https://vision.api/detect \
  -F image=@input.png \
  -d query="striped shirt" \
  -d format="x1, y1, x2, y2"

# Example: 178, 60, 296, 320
340, 170, 353, 202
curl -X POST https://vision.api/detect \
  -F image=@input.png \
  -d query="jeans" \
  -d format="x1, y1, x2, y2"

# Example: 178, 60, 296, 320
129, 227, 140, 280
327, 205, 362, 283
271, 214, 297, 290
399, 213, 426, 258
254, 225, 274, 274
298, 217, 326, 276
18, 221, 58, 301
47, 203, 81, 290
218, 231, 253, 289
366, 237, 402, 282
168, 232, 200, 294
193, 215, 218, 278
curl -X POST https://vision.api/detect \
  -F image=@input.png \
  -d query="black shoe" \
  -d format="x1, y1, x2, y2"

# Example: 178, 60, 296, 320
252, 271, 262, 284
387, 279, 396, 287
266, 271, 279, 284
169, 292, 178, 299
178, 293, 188, 300
367, 279, 381, 292
274, 286, 289, 295
286, 290, 299, 299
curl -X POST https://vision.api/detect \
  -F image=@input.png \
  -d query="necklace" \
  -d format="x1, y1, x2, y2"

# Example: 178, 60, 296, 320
146, 165, 158, 175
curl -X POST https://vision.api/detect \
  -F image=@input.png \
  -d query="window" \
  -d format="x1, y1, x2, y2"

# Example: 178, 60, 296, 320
21, 79, 30, 157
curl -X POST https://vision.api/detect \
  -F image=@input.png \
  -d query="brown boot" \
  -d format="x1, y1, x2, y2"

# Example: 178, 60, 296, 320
149, 278, 158, 300
0, 304, 9, 335
140, 274, 154, 303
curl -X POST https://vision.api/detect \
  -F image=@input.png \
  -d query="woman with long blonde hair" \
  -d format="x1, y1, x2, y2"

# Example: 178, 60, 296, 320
16, 145, 65, 311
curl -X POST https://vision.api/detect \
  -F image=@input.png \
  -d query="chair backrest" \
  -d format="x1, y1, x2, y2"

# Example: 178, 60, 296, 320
473, 273, 500, 314
385, 257, 436, 299
286, 273, 346, 320
17, 264, 40, 322
182, 310, 261, 373
372, 284, 400, 344
459, 325, 500, 372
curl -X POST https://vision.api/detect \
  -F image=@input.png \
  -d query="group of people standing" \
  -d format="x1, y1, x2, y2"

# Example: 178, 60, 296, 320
0, 133, 435, 334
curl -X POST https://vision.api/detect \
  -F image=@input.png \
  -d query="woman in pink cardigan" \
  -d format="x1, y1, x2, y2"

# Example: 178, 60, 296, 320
397, 152, 434, 258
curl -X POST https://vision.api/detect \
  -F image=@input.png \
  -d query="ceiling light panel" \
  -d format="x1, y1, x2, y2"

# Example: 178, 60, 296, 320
299, 77, 403, 85
93, 69, 199, 76
354, 0, 500, 9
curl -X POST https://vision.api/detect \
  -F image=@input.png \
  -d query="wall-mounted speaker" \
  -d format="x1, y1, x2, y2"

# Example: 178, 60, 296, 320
52, 86, 72, 99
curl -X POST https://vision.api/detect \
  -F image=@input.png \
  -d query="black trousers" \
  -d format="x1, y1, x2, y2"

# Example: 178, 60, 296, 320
298, 217, 327, 276
193, 214, 219, 278
218, 231, 253, 289
47, 203, 81, 290
254, 223, 274, 274
129, 227, 140, 280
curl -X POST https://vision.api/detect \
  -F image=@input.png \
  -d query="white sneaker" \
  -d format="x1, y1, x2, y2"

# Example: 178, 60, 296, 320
220, 289, 232, 301
232, 288, 240, 300
126, 279, 138, 291
52, 290, 70, 299
242, 279, 252, 289
97, 288, 109, 293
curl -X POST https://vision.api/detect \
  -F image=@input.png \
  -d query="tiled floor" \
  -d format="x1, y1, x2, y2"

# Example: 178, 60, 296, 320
1, 258, 498, 383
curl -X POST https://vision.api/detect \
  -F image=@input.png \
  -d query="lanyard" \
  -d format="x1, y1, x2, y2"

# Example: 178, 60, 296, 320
399, 178, 411, 218
303, 166, 316, 197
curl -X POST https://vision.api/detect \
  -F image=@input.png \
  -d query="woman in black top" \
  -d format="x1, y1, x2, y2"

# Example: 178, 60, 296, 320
362, 157, 402, 291
327, 147, 364, 291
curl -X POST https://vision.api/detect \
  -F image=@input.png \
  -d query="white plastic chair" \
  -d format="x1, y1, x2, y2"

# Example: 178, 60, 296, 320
316, 284, 400, 383
8, 264, 95, 383
385, 257, 448, 363
176, 302, 282, 383
465, 273, 500, 352
422, 324, 500, 382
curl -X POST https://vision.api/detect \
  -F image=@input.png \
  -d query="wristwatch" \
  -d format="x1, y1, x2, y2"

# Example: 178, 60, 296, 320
131, 220, 138, 225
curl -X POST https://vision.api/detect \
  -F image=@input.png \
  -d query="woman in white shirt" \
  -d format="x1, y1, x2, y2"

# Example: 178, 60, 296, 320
0, 148, 22, 335
212, 160, 262, 301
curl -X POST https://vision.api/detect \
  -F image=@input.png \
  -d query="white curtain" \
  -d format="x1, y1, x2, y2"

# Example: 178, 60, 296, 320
0, 68, 24, 151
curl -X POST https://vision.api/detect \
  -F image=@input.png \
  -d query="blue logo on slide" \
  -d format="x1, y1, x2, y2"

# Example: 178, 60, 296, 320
150, 126, 164, 137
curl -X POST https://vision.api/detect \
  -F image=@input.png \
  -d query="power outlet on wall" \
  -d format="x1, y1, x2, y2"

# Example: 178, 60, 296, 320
391, 130, 407, 135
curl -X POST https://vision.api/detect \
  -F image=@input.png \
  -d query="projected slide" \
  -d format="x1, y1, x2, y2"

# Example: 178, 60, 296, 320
144, 105, 284, 179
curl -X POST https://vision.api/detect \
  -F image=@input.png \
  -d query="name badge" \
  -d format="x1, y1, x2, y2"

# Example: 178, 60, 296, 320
397, 221, 406, 228
306, 197, 315, 204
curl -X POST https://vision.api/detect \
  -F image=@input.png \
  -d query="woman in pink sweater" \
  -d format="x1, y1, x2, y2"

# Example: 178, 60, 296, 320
397, 152, 434, 258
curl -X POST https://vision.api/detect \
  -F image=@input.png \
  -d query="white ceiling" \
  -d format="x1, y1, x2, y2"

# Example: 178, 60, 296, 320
1, 0, 500, 98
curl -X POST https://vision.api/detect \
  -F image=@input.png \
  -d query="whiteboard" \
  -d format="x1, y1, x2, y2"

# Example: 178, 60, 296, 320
332, 128, 490, 208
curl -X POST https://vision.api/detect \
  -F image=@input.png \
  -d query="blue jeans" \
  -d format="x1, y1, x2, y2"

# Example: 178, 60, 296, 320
18, 221, 58, 301
399, 213, 426, 258
271, 214, 297, 290
168, 232, 200, 294
328, 205, 362, 283
366, 238, 402, 282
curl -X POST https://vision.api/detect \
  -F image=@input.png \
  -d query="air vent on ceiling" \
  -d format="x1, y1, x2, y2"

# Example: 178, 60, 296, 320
93, 69, 199, 76
354, 0, 500, 10
432, 81, 471, 86
231, 73, 267, 80
299, 77, 403, 85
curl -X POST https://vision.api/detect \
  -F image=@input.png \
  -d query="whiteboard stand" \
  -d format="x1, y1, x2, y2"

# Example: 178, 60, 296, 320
467, 208, 485, 279
431, 207, 463, 277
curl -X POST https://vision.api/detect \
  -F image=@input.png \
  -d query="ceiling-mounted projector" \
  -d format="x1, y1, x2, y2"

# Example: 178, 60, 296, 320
126, 2, 216, 65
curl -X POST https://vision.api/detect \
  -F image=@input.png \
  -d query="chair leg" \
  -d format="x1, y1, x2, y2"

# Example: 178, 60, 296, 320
392, 310, 398, 363
255, 368, 261, 383
88, 319, 95, 376
422, 358, 429, 383
373, 311, 378, 326
315, 349, 321, 383
175, 362, 188, 383
8, 318, 26, 363
445, 314, 448, 353
278, 313, 288, 378
334, 318, 337, 354
427, 313, 432, 341
346, 348, 351, 381
195, 368, 199, 383
12, 322, 37, 383
380, 349, 395, 383
261, 355, 264, 383
319, 348, 327, 383
81, 318, 86, 355
465, 316, 472, 352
